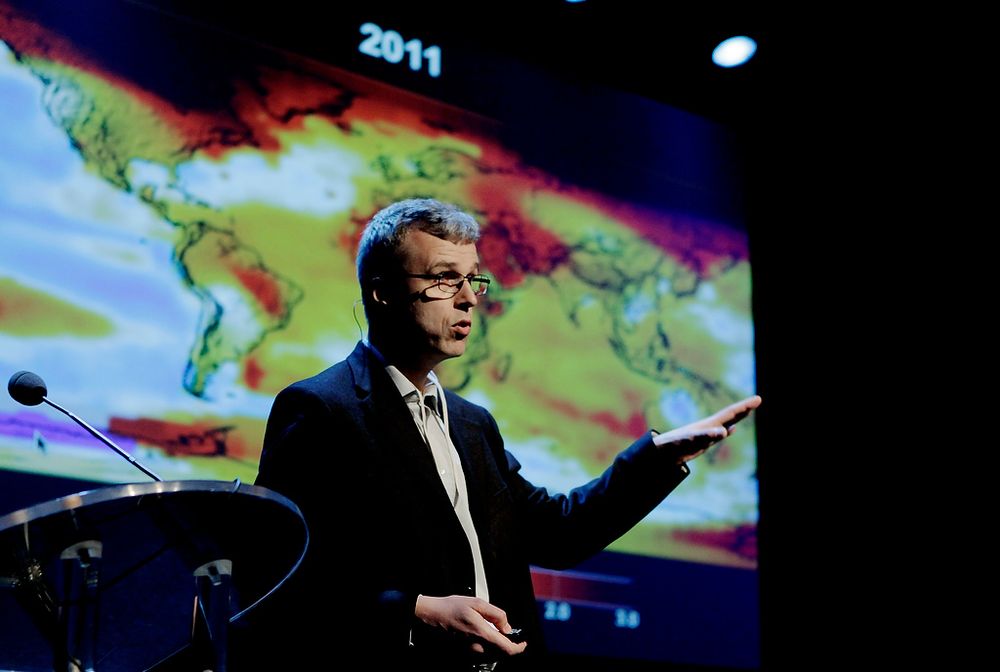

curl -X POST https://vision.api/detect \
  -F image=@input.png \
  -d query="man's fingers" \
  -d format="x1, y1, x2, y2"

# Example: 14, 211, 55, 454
654, 425, 726, 446
656, 395, 761, 446
477, 604, 527, 655
480, 606, 510, 632
723, 409, 750, 430
476, 620, 526, 655
478, 626, 527, 655
715, 395, 762, 424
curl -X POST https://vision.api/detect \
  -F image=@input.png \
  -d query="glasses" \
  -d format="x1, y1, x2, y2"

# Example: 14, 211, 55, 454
403, 271, 490, 297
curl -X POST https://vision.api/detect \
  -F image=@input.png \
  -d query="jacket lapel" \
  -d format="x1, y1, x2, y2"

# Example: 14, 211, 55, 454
445, 401, 490, 547
347, 343, 459, 513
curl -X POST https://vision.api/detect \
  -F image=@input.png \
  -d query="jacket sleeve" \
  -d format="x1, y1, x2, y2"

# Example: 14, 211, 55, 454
483, 411, 690, 569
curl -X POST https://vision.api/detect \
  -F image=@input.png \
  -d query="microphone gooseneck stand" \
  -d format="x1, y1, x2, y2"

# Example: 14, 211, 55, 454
5, 371, 239, 672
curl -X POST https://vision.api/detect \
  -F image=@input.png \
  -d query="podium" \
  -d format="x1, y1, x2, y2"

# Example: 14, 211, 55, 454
0, 480, 308, 672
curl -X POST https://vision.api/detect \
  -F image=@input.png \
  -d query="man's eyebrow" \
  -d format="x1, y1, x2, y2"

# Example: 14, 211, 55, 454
427, 261, 480, 273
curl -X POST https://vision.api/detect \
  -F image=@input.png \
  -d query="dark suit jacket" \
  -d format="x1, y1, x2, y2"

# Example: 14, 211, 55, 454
245, 342, 689, 669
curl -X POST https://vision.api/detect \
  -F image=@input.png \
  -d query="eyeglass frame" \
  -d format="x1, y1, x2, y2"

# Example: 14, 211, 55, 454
399, 271, 490, 296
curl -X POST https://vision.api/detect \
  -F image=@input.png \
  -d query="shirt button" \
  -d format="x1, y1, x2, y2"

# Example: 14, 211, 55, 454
440, 469, 446, 475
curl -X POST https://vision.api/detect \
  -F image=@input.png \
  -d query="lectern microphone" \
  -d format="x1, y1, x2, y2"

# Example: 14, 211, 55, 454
7, 370, 162, 482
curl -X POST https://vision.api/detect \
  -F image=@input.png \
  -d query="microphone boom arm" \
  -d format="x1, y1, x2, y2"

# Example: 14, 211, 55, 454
42, 397, 162, 482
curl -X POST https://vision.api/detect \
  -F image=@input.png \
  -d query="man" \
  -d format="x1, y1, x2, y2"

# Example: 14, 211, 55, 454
250, 198, 761, 669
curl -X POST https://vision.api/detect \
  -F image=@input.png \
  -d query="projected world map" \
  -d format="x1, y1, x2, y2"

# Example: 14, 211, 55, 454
0, 9, 757, 568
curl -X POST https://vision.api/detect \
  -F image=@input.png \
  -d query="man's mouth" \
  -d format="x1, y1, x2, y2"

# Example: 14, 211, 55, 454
453, 320, 471, 337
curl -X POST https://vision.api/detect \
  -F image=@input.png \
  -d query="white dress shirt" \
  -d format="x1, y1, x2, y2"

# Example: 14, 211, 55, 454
378, 357, 491, 603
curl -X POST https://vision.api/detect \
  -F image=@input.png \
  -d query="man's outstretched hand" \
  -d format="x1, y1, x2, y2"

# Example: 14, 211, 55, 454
653, 394, 762, 465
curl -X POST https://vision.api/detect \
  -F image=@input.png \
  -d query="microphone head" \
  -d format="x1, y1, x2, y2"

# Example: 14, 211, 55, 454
8, 370, 47, 406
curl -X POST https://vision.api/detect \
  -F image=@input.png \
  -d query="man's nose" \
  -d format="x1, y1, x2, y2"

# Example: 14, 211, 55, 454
455, 278, 479, 306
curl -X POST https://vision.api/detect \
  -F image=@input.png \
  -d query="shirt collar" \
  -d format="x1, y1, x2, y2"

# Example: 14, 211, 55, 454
385, 365, 440, 400
365, 342, 442, 408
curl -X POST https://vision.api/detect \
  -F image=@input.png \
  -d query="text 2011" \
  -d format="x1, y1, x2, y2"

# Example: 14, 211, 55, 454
358, 22, 442, 78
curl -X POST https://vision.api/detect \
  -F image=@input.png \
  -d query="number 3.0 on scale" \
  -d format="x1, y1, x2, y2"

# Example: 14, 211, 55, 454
358, 22, 442, 78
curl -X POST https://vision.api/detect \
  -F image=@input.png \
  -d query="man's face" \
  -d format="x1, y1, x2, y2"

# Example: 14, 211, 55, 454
389, 228, 480, 370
